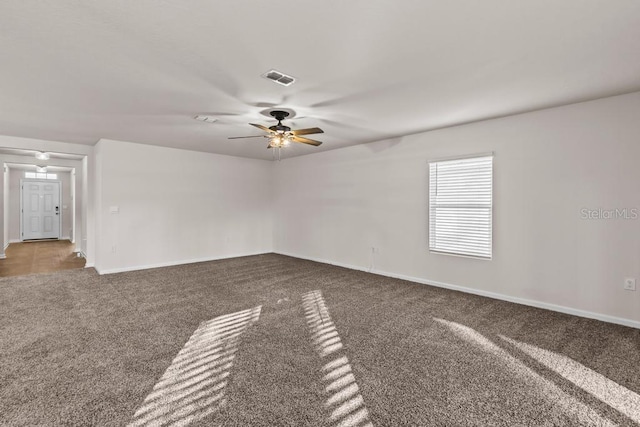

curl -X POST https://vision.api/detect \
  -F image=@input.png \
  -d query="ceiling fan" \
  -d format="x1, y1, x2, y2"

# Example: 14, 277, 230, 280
228, 110, 324, 149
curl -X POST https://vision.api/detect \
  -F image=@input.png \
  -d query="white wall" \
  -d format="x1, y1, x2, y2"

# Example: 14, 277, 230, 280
81, 155, 92, 261
94, 139, 273, 273
273, 91, 640, 325
8, 169, 21, 241
60, 171, 73, 240
1, 165, 8, 257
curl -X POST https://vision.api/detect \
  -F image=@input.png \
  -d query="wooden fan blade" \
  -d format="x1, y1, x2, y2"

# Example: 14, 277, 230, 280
228, 135, 264, 139
291, 136, 322, 146
250, 123, 274, 133
291, 127, 324, 136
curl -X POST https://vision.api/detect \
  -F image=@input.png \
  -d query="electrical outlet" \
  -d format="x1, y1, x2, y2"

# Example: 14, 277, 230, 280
111, 245, 117, 254
624, 278, 636, 291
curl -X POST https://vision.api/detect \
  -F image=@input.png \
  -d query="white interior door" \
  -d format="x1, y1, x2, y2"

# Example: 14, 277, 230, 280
22, 180, 61, 240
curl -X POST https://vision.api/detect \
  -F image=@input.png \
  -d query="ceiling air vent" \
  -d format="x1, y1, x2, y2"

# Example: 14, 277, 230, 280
262, 69, 296, 86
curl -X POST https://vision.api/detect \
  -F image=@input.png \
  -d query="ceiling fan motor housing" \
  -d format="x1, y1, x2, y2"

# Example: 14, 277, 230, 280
270, 110, 290, 121
269, 110, 291, 132
269, 124, 291, 132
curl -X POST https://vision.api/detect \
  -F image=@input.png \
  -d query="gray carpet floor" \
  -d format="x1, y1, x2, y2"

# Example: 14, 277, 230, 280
1, 253, 639, 426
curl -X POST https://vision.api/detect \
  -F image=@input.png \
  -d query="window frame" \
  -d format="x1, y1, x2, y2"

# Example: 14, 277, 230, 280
25, 171, 58, 180
428, 153, 494, 260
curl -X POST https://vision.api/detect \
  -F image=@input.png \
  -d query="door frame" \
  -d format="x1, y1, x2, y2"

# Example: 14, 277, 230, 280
20, 178, 63, 241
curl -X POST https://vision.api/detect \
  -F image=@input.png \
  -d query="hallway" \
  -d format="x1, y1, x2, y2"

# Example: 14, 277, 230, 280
0, 240, 85, 277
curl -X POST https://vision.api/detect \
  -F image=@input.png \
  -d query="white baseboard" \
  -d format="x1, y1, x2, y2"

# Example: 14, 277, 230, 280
94, 251, 271, 275
2, 240, 18, 253
10, 238, 73, 243
9, 238, 73, 244
275, 251, 640, 330
72, 250, 91, 269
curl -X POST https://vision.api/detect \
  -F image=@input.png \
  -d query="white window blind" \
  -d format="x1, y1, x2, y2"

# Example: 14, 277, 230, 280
429, 155, 493, 259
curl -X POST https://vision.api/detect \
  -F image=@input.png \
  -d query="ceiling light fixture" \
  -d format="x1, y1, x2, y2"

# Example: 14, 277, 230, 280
35, 151, 50, 160
269, 134, 291, 148
268, 134, 292, 161
36, 166, 47, 173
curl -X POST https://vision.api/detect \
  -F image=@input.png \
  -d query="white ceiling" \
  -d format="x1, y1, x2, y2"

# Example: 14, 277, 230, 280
1, 1, 639, 160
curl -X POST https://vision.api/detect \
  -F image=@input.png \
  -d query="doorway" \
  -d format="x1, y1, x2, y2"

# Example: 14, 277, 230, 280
0, 148, 90, 267
21, 179, 61, 241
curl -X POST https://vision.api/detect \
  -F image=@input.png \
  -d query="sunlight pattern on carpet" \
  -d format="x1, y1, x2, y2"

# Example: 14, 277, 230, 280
128, 306, 262, 427
433, 318, 614, 426
500, 335, 640, 423
303, 290, 373, 427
